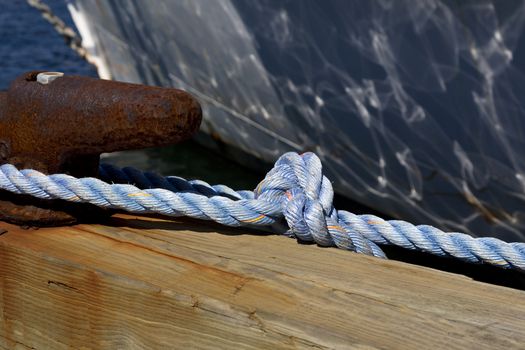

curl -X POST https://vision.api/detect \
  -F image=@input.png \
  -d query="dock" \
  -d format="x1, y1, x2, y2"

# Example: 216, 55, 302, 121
0, 214, 524, 349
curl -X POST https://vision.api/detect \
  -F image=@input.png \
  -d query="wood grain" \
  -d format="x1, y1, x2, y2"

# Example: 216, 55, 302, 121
0, 214, 523, 349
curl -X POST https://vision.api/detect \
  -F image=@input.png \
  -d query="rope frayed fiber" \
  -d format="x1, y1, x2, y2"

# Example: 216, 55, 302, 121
1, 152, 524, 271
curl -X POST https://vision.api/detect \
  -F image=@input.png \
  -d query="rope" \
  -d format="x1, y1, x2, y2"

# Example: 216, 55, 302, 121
1, 152, 524, 271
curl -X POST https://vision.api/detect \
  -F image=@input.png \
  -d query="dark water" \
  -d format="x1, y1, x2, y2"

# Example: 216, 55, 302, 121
0, 0, 261, 189
0, 0, 97, 88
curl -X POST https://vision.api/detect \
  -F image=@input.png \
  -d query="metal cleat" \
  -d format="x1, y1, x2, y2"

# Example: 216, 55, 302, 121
0, 71, 202, 226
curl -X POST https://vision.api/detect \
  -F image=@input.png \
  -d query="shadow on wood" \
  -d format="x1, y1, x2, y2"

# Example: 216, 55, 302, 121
106, 214, 525, 290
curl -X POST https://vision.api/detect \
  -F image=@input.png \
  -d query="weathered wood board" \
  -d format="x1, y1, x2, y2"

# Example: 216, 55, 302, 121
0, 214, 523, 349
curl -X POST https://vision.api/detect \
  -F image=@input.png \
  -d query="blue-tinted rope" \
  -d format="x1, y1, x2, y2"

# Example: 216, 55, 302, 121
1, 152, 524, 270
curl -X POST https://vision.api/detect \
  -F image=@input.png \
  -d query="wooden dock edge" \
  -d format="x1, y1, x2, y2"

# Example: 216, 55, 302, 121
0, 214, 523, 349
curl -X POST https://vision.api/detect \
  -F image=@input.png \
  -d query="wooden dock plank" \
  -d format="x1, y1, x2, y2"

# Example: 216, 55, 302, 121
0, 214, 524, 349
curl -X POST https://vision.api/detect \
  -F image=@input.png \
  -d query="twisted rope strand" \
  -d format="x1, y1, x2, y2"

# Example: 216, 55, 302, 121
2, 164, 280, 227
1, 152, 524, 271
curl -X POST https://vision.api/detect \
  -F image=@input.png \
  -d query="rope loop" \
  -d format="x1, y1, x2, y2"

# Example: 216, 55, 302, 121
255, 152, 386, 257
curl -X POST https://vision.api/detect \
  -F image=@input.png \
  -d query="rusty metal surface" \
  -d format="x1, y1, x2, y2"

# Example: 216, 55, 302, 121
0, 189, 109, 227
1, 71, 202, 175
0, 71, 202, 225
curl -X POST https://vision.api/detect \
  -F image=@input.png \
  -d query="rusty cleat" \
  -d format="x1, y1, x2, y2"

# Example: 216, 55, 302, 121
0, 71, 202, 226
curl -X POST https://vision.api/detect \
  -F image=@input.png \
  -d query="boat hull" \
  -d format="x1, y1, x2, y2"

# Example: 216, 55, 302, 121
69, 0, 525, 242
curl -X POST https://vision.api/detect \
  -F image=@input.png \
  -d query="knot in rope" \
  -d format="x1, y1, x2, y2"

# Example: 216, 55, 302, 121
255, 152, 386, 258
